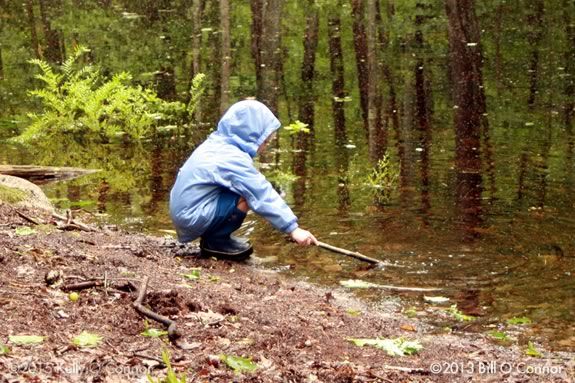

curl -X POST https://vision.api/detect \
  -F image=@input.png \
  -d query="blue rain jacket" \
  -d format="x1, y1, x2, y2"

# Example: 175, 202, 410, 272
169, 100, 299, 242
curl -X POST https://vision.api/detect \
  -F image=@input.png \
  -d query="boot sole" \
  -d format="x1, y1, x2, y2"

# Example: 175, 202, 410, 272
200, 246, 253, 261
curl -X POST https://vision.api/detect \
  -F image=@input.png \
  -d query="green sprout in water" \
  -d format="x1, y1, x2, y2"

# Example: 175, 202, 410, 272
366, 154, 399, 205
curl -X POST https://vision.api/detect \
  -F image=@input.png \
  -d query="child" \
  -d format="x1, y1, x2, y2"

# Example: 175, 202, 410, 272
169, 100, 317, 260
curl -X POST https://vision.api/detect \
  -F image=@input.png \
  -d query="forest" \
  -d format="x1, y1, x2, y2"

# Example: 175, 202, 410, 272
0, 0, 574, 382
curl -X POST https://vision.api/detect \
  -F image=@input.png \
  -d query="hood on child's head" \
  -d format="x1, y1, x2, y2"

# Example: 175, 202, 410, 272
214, 100, 281, 158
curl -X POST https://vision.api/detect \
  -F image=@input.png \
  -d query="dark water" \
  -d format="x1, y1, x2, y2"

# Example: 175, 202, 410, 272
1, 0, 574, 350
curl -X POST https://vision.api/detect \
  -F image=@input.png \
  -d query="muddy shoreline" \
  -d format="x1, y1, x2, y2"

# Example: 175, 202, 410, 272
0, 205, 572, 382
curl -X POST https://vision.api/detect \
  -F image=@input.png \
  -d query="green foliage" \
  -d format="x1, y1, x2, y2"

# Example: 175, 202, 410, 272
141, 328, 168, 338
220, 354, 258, 373
0, 343, 10, 355
182, 268, 202, 281
283, 120, 310, 135
147, 349, 187, 383
507, 316, 532, 325
448, 305, 476, 322
488, 330, 510, 342
72, 331, 103, 348
348, 337, 423, 356
525, 341, 542, 358
0, 185, 27, 204
16, 45, 204, 143
366, 154, 399, 205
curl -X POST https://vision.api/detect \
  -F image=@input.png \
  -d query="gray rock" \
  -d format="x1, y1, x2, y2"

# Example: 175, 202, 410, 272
0, 174, 54, 212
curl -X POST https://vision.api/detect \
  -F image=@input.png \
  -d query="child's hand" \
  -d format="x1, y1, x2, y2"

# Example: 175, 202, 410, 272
290, 227, 318, 246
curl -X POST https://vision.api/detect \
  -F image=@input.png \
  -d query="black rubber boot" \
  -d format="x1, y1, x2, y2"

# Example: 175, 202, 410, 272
200, 235, 253, 260
200, 206, 253, 261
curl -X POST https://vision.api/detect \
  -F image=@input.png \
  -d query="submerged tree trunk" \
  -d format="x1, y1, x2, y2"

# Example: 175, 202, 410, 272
295, 0, 319, 161
260, 0, 282, 115
220, 0, 231, 114
351, 0, 369, 134
366, 0, 385, 162
526, 0, 545, 110
445, 0, 484, 240
414, 9, 432, 218
328, 6, 347, 148
251, 0, 263, 98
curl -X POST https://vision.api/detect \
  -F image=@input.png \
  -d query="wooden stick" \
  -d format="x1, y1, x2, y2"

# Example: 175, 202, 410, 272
316, 241, 399, 267
52, 212, 97, 232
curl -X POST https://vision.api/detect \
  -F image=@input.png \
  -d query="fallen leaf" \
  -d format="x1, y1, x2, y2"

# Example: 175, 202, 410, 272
72, 331, 102, 348
400, 324, 416, 332
9, 335, 45, 345
423, 296, 450, 304
220, 354, 258, 372
347, 337, 423, 356
141, 328, 168, 338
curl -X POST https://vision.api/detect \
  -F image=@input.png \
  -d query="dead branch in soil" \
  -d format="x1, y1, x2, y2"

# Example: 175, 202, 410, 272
61, 280, 104, 291
15, 209, 44, 225
132, 276, 193, 350
52, 211, 98, 232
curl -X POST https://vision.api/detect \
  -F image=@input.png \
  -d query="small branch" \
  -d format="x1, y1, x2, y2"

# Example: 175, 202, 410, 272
15, 209, 44, 225
61, 280, 104, 291
132, 277, 181, 343
52, 212, 97, 232
317, 241, 401, 267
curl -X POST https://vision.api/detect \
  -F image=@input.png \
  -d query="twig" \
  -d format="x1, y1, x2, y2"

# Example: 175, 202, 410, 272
132, 277, 181, 343
15, 209, 44, 225
52, 212, 97, 232
381, 365, 428, 374
61, 280, 104, 291
316, 241, 400, 267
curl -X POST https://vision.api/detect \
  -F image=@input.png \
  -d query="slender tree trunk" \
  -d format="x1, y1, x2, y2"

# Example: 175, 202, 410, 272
220, 0, 231, 114
563, 1, 575, 189
251, 0, 263, 98
351, 0, 369, 134
0, 45, 4, 80
366, 0, 384, 162
526, 0, 545, 110
295, 0, 319, 176
25, 0, 42, 59
260, 0, 282, 115
414, 10, 431, 217
445, 0, 484, 240
187, 0, 205, 96
38, 0, 63, 63
328, 6, 347, 148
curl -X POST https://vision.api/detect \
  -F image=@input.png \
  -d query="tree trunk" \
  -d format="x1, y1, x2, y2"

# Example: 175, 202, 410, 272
38, 0, 63, 64
328, 6, 347, 148
260, 0, 282, 115
563, 0, 575, 187
351, 0, 369, 134
0, 45, 4, 80
294, 0, 319, 177
445, 0, 484, 240
414, 9, 431, 217
220, 0, 231, 114
251, 0, 263, 97
366, 0, 384, 162
25, 0, 42, 59
526, 0, 545, 110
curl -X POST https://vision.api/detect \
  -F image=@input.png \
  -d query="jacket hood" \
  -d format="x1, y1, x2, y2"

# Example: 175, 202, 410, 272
212, 100, 281, 157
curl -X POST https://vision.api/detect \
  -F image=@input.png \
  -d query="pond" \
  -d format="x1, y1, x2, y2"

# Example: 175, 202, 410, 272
0, 0, 573, 351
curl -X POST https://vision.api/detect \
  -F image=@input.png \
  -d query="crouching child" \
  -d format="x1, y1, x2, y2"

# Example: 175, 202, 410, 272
169, 100, 317, 260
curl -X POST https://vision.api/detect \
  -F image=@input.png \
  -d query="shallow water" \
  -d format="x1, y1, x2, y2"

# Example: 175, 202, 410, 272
1, 0, 574, 351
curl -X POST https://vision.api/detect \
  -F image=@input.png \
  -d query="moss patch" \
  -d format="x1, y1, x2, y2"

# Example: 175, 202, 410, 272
0, 185, 27, 204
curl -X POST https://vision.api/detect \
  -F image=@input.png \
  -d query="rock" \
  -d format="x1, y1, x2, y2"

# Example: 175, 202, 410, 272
0, 175, 53, 212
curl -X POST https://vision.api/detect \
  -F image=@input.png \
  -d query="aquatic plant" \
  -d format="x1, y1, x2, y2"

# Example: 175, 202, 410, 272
366, 154, 399, 205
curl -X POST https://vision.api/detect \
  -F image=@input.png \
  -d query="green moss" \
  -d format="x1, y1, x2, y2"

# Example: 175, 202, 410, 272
0, 185, 27, 204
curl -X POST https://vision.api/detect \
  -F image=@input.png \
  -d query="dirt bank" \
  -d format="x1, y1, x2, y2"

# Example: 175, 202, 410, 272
0, 204, 572, 382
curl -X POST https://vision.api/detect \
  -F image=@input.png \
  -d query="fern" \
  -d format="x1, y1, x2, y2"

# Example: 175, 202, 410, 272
17, 45, 204, 143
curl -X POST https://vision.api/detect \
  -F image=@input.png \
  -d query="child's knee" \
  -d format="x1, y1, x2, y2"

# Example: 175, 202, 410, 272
237, 197, 249, 213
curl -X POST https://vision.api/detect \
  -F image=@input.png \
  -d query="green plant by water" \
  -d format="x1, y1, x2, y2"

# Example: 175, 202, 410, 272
16, 45, 205, 143
366, 154, 399, 205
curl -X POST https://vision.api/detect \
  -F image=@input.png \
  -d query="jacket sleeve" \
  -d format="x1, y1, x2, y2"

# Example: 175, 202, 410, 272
217, 153, 299, 234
